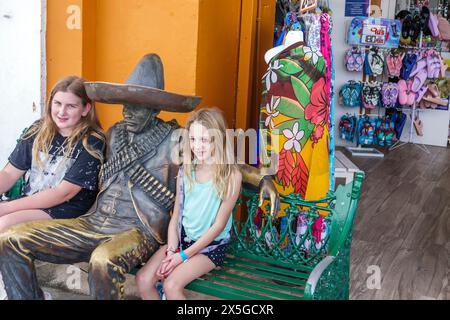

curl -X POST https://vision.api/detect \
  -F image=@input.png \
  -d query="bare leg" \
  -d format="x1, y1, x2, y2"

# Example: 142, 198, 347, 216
135, 245, 168, 300
0, 210, 51, 234
0, 210, 52, 299
163, 254, 215, 300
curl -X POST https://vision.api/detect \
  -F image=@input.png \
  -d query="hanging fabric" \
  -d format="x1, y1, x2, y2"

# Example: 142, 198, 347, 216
259, 37, 330, 204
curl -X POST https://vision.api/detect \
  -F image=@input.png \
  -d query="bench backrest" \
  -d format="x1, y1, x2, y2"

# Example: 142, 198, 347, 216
228, 172, 365, 269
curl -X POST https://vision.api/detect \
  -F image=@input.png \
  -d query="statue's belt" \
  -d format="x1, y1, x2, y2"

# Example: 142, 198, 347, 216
127, 164, 175, 211
99, 121, 177, 211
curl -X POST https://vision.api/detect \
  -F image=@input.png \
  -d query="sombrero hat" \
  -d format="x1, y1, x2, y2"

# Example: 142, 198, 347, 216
84, 53, 201, 112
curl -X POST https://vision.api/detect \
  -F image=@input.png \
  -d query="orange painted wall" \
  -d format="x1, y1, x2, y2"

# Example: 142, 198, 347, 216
195, 0, 241, 129
46, 0, 83, 96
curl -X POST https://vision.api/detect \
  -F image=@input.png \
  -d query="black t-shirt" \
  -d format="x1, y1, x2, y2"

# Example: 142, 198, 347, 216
8, 132, 105, 219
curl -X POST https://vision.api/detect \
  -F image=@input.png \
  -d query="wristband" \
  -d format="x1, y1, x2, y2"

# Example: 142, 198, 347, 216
179, 250, 188, 262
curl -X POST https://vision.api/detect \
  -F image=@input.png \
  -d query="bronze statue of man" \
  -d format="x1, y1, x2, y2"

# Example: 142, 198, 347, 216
0, 54, 279, 300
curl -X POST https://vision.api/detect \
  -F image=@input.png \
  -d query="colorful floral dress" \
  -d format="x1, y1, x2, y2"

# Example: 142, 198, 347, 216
260, 41, 330, 204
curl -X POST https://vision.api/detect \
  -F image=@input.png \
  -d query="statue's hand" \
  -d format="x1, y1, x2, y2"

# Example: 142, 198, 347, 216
258, 176, 280, 217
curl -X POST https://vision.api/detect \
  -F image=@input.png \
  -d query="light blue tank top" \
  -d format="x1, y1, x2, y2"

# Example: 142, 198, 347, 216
182, 171, 232, 241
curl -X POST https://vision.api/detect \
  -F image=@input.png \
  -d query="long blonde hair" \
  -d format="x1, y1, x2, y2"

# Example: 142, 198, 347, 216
182, 107, 239, 200
22, 76, 105, 168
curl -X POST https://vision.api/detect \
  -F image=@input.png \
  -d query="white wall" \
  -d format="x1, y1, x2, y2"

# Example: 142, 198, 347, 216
0, 0, 45, 167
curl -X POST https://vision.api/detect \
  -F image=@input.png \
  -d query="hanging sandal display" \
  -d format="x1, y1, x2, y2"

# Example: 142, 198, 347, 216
413, 114, 424, 136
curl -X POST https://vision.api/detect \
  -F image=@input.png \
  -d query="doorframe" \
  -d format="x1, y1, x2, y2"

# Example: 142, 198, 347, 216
41, 0, 47, 115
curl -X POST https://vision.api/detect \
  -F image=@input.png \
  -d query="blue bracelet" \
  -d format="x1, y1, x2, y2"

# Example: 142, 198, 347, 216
179, 250, 188, 262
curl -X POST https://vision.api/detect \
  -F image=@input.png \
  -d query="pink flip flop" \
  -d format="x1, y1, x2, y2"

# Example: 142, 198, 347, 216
398, 79, 408, 105
440, 55, 448, 77
406, 80, 416, 105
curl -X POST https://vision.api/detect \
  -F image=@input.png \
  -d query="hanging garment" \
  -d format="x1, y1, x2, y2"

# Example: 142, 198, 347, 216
260, 40, 330, 203
303, 13, 321, 51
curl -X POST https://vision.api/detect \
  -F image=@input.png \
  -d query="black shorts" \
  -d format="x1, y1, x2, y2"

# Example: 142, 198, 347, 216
180, 226, 228, 267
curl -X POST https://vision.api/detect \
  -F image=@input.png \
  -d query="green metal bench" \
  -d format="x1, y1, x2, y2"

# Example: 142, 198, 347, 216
1, 128, 27, 200
3, 177, 25, 200
185, 172, 365, 300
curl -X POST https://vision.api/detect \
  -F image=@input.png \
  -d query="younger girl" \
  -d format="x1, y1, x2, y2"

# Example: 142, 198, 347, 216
136, 107, 242, 300
0, 76, 106, 233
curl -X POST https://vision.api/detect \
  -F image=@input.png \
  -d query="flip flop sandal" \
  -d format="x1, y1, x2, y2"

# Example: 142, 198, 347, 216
427, 52, 441, 78
410, 14, 422, 42
382, 83, 399, 107
427, 83, 440, 97
428, 12, 440, 37
406, 80, 416, 105
410, 57, 427, 78
402, 14, 413, 39
440, 56, 448, 77
418, 99, 428, 109
412, 68, 428, 93
401, 54, 418, 80
416, 85, 428, 103
423, 93, 436, 108
368, 48, 385, 76
393, 52, 405, 77
398, 79, 408, 105
396, 10, 411, 21
395, 112, 407, 139
364, 51, 373, 76
387, 51, 404, 77
422, 93, 448, 107
386, 52, 396, 76
420, 6, 431, 36
345, 51, 355, 71
345, 48, 362, 72
413, 116, 423, 136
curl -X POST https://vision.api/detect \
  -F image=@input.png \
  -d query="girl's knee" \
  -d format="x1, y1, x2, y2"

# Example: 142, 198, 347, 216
163, 277, 182, 298
135, 269, 156, 289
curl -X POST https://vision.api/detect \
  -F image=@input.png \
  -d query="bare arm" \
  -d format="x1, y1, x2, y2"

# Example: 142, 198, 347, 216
0, 180, 82, 217
166, 174, 181, 251
0, 163, 26, 195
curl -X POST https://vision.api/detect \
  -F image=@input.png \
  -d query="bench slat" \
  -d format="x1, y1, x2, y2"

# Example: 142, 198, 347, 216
187, 279, 273, 300
209, 269, 306, 295
222, 261, 307, 286
225, 257, 312, 279
229, 251, 317, 272
202, 274, 303, 300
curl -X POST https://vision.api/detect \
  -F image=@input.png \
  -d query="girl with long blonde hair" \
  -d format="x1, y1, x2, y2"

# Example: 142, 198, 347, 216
0, 75, 105, 233
136, 107, 242, 300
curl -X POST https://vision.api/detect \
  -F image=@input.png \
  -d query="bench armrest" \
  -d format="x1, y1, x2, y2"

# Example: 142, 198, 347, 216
305, 255, 335, 297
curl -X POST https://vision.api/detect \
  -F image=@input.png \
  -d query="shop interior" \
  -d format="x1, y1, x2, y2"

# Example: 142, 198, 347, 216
265, 0, 449, 300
